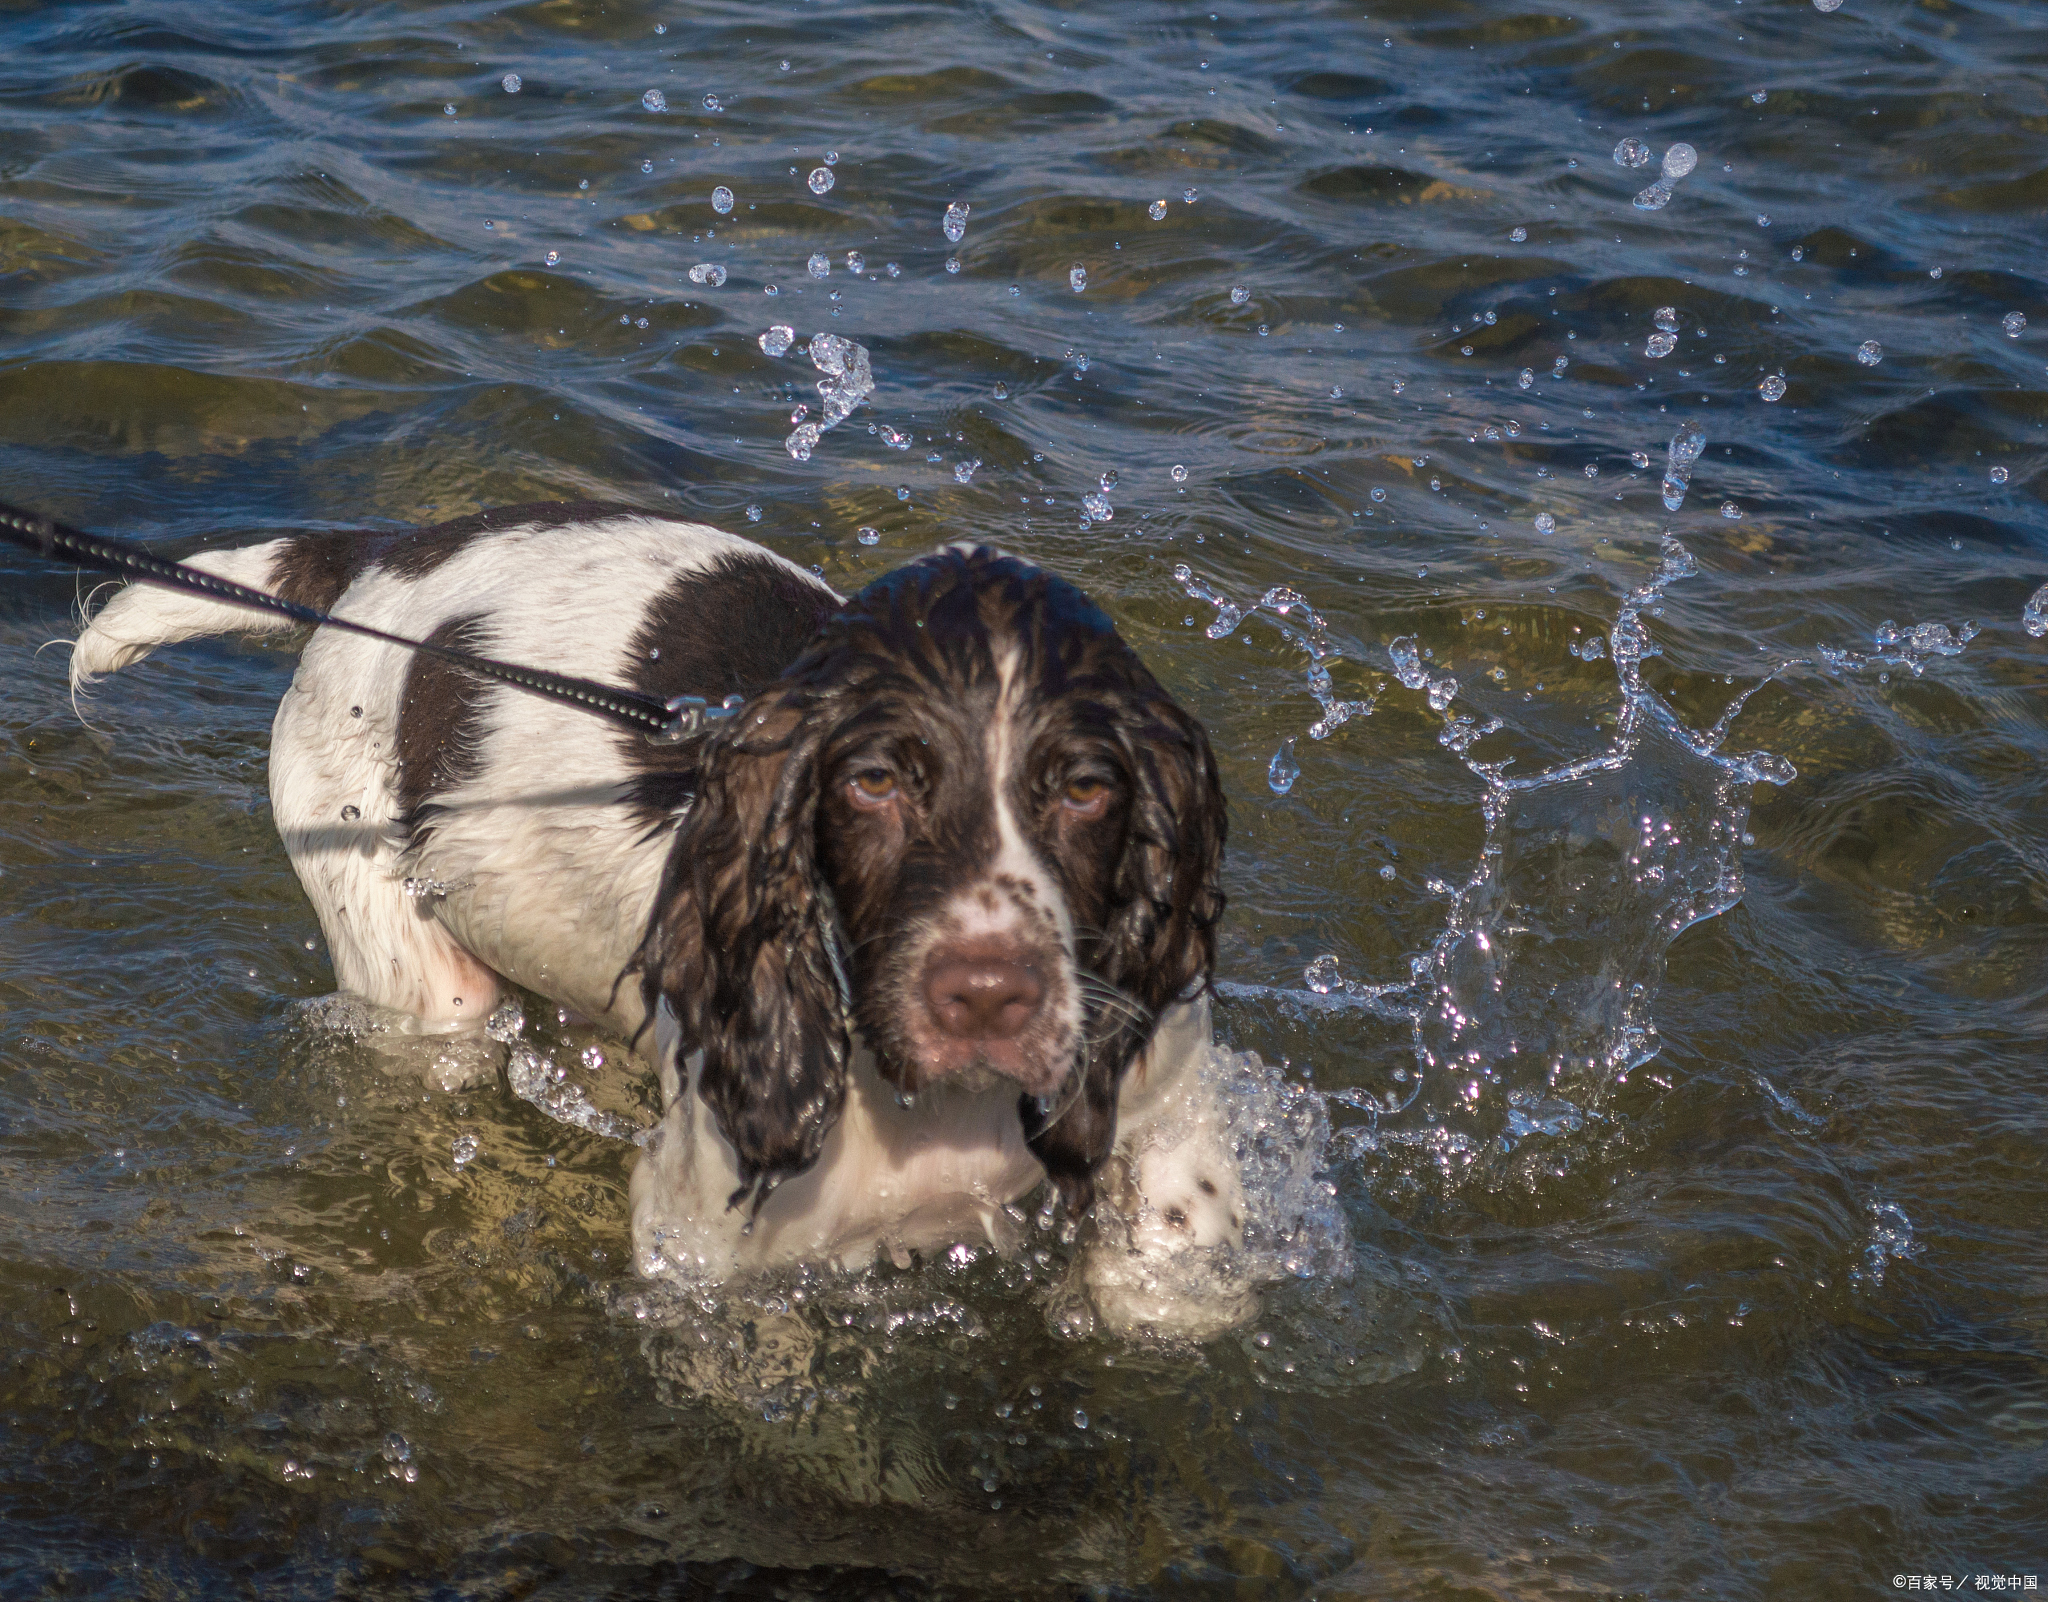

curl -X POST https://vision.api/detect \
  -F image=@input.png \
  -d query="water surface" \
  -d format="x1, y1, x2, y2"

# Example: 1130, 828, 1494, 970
3, 0, 2046, 1595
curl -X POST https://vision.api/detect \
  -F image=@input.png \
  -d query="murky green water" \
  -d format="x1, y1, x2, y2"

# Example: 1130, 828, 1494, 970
3, 0, 2045, 1594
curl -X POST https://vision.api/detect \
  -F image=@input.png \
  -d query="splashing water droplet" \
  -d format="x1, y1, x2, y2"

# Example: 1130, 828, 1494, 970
1069, 264, 1087, 292
1654, 307, 1680, 332
808, 167, 834, 194
2003, 311, 2027, 338
1100, 469, 1119, 493
954, 459, 980, 483
1631, 450, 1651, 468
1856, 340, 1883, 366
443, 103, 457, 116
942, 200, 969, 243
688, 263, 727, 287
1267, 738, 1300, 795
1634, 179, 1675, 211
1229, 285, 1250, 306
642, 89, 667, 112
501, 73, 522, 94
640, 159, 653, 174
745, 505, 762, 523
1304, 954, 1340, 994
1813, 0, 1842, 10
1646, 333, 1677, 358
1183, 187, 1198, 203
1509, 226, 1528, 242
1660, 143, 1698, 179
1534, 512, 1556, 535
1517, 368, 1535, 389
1082, 493, 1113, 522
1371, 485, 1386, 501
544, 250, 559, 266
1990, 466, 2010, 485
2024, 583, 2048, 638
807, 252, 830, 279
703, 93, 722, 112
711, 185, 734, 214
1613, 137, 1653, 168
759, 325, 793, 357
1759, 374, 1787, 401
1172, 464, 1189, 483
856, 526, 880, 546
1661, 423, 1706, 511
1751, 90, 1768, 104
1720, 501, 1742, 519
452, 1134, 479, 1168
991, 380, 1009, 400
845, 250, 865, 274
1148, 199, 1167, 220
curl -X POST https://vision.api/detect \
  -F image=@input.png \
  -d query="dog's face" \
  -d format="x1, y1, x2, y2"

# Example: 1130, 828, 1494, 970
639, 546, 1226, 1214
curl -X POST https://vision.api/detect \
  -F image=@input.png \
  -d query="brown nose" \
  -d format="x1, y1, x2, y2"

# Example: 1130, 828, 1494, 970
923, 957, 1044, 1040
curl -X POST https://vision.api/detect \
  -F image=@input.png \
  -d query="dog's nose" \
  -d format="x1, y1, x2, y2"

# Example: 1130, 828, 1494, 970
923, 957, 1044, 1040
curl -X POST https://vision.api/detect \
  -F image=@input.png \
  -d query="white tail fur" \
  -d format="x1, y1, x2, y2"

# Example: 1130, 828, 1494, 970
70, 541, 300, 692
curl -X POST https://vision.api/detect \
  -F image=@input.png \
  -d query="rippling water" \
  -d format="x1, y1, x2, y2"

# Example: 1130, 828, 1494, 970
3, 0, 2045, 1594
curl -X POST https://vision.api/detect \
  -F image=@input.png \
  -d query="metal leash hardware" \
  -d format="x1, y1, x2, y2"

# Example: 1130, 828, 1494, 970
648, 693, 747, 745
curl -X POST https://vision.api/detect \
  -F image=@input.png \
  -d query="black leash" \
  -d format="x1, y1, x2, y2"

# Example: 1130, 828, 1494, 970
0, 499, 740, 744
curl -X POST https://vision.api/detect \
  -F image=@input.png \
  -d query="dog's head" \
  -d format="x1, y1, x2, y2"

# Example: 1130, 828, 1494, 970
637, 545, 1226, 1215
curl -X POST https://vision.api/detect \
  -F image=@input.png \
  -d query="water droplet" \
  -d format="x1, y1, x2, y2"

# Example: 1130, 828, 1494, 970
443, 103, 457, 116
1082, 492, 1113, 521
807, 252, 830, 279
945, 256, 960, 274
1069, 264, 1087, 292
2025, 582, 2048, 638
759, 324, 793, 357
745, 505, 761, 522
1661, 423, 1706, 511
943, 200, 970, 243
1148, 199, 1167, 220
1751, 90, 1768, 104
2003, 311, 2027, 338
1720, 500, 1742, 519
1304, 954, 1340, 994
992, 380, 1009, 400
1509, 226, 1528, 242
1584, 463, 1600, 478
1757, 214, 1771, 227
655, 22, 666, 32
778, 58, 789, 70
1660, 142, 1698, 179
1634, 179, 1675, 211
712, 185, 734, 214
896, 486, 910, 501
452, 1133, 479, 1167
340, 804, 361, 821
856, 526, 880, 545
1759, 374, 1786, 401
544, 250, 559, 266
1856, 340, 1883, 366
1229, 285, 1250, 306
1990, 465, 2010, 484
1653, 307, 1680, 333
808, 167, 834, 194
702, 93, 722, 112
1812, 0, 1842, 10
1646, 332, 1676, 358
1928, 265, 1942, 279
1631, 450, 1651, 468
1267, 738, 1300, 795
642, 89, 667, 112
954, 459, 980, 483
1172, 464, 1189, 483
1534, 512, 1556, 535
1100, 469, 1119, 493
640, 159, 653, 174
1073, 1410, 1089, 1430
1183, 187, 1198, 203
688, 263, 727, 287
1370, 486, 1386, 501
501, 73, 522, 94
1330, 385, 1344, 399
1612, 137, 1653, 168
1517, 368, 1534, 389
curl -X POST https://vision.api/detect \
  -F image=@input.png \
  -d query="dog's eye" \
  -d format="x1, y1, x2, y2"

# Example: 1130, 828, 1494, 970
849, 768, 898, 806
1062, 776, 1111, 814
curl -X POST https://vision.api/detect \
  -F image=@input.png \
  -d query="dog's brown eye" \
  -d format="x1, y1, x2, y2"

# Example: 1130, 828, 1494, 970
1062, 777, 1110, 813
850, 769, 898, 805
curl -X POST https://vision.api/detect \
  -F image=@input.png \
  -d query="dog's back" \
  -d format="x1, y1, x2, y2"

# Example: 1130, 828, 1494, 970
72, 503, 837, 1035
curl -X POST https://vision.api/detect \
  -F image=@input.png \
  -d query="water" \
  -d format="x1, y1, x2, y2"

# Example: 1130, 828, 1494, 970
3, 0, 2047, 1595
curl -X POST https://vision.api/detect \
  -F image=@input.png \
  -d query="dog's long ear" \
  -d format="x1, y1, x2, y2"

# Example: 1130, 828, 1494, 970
637, 692, 848, 1212
1026, 691, 1227, 1212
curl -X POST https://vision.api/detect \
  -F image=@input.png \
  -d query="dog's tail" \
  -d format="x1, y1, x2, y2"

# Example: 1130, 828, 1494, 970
70, 539, 317, 693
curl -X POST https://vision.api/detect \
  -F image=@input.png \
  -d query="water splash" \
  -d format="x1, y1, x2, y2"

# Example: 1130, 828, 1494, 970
1661, 422, 1706, 511
2023, 583, 2048, 638
1172, 567, 1382, 739
779, 333, 873, 460
1633, 142, 1698, 212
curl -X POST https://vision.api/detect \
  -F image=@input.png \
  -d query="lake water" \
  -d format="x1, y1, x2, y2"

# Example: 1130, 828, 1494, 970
2, 0, 2045, 1594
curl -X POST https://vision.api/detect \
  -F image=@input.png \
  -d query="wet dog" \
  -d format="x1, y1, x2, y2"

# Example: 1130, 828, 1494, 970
70, 503, 1253, 1335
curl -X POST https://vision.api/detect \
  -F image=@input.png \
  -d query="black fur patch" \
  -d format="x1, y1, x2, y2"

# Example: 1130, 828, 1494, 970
395, 614, 494, 848
262, 501, 658, 611
618, 553, 838, 831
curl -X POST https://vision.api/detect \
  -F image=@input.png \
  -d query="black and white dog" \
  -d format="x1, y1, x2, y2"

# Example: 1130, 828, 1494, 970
71, 503, 1252, 1334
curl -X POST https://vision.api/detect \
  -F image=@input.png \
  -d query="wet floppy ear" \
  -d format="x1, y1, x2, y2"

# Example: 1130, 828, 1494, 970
1025, 694, 1227, 1213
638, 693, 849, 1211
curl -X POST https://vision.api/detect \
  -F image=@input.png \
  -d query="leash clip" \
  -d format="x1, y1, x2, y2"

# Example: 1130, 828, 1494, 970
647, 692, 745, 745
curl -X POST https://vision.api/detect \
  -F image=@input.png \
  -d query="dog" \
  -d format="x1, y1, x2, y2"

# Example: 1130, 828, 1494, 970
69, 502, 1255, 1336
